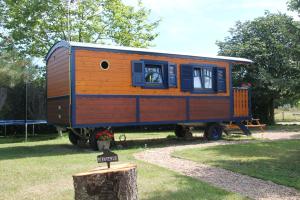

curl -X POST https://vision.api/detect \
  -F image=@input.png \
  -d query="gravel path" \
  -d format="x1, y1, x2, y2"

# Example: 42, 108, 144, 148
134, 133, 300, 200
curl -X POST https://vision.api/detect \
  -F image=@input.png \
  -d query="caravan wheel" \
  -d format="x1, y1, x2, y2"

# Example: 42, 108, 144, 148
68, 131, 80, 145
89, 130, 99, 151
204, 124, 223, 140
175, 125, 191, 138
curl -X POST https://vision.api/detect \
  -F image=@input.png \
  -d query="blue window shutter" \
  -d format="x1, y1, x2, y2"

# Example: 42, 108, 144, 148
217, 67, 226, 92
168, 62, 177, 87
132, 60, 145, 86
163, 63, 168, 88
212, 67, 218, 91
180, 64, 193, 91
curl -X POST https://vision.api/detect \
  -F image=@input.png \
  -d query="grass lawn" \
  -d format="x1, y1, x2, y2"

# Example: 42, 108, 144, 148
0, 133, 246, 200
267, 124, 300, 132
173, 140, 300, 191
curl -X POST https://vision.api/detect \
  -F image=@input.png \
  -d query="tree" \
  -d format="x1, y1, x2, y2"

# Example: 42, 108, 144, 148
287, 0, 300, 15
0, 36, 46, 120
0, 0, 158, 123
0, 0, 160, 58
216, 12, 300, 124
287, 0, 300, 60
0, 36, 28, 88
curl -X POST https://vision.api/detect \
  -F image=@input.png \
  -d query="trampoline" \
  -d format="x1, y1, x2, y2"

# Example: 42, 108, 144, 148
0, 80, 47, 141
0, 120, 47, 141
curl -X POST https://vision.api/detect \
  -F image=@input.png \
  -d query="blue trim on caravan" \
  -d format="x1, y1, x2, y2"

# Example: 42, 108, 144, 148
76, 94, 229, 99
231, 116, 252, 121
45, 40, 70, 62
136, 96, 140, 122
76, 94, 230, 99
70, 47, 76, 127
72, 118, 230, 129
248, 87, 252, 118
229, 63, 234, 118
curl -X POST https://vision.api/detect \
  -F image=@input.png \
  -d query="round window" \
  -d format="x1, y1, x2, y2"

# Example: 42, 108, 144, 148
100, 60, 109, 70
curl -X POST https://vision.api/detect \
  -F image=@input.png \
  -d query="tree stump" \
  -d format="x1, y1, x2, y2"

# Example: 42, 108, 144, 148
73, 163, 138, 200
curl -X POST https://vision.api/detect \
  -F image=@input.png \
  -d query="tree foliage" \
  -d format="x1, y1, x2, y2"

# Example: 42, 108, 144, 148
0, 0, 159, 123
287, 0, 300, 14
0, 36, 28, 88
217, 12, 300, 124
0, 36, 46, 120
0, 0, 160, 57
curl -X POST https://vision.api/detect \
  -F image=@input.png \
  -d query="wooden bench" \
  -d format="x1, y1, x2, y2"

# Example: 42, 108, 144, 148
244, 118, 266, 131
226, 118, 266, 132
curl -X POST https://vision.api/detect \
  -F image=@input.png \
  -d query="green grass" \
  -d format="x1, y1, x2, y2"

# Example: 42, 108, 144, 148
0, 133, 246, 200
267, 124, 300, 132
173, 140, 300, 190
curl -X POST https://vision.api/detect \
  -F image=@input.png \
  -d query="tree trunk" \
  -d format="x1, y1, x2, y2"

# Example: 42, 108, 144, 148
268, 98, 275, 125
253, 96, 275, 125
73, 163, 138, 200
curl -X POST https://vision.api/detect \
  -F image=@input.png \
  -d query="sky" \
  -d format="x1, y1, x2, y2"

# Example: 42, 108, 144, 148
124, 0, 298, 56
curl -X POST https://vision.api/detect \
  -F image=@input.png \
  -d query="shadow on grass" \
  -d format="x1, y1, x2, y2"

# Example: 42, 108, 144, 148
0, 134, 256, 160
114, 136, 206, 150
0, 134, 61, 144
0, 136, 206, 160
0, 143, 91, 160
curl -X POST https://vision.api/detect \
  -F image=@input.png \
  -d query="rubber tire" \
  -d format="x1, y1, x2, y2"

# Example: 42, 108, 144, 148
204, 124, 223, 141
175, 125, 190, 138
89, 130, 98, 151
68, 131, 80, 145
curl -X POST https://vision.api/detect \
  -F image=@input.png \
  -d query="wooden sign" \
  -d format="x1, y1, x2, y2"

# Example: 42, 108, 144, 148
97, 150, 119, 168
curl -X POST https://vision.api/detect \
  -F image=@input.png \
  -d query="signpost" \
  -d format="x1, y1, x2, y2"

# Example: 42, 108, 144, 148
97, 149, 119, 168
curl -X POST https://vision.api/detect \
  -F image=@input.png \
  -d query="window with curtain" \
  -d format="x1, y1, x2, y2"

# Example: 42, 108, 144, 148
144, 64, 163, 85
193, 67, 212, 89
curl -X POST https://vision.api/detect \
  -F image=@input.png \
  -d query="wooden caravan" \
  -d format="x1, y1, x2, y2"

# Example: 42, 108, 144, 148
46, 41, 253, 148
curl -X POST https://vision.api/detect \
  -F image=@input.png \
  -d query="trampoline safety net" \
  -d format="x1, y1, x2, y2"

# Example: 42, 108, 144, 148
0, 83, 46, 120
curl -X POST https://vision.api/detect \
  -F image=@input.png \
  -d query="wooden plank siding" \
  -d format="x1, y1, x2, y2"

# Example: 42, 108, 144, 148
139, 97, 186, 122
47, 47, 70, 125
76, 96, 136, 125
74, 95, 230, 125
47, 47, 70, 98
47, 97, 70, 125
189, 98, 230, 120
74, 49, 230, 96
